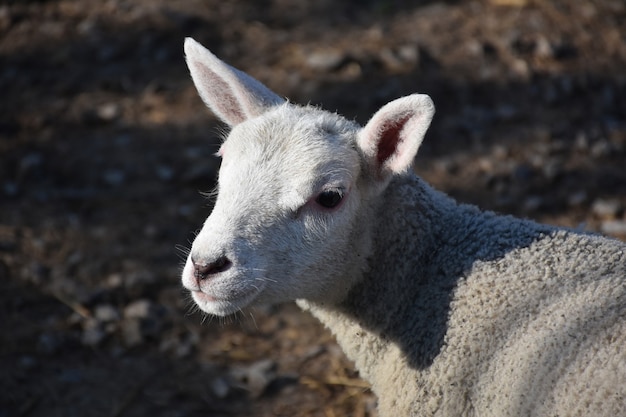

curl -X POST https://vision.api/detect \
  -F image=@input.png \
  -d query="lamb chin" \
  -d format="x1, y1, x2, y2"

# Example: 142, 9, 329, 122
191, 287, 261, 316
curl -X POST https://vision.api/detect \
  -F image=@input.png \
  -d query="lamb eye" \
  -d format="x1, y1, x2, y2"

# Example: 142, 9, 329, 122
315, 189, 344, 209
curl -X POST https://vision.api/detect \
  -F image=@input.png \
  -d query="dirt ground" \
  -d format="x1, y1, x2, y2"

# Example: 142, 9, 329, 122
1, 1, 625, 416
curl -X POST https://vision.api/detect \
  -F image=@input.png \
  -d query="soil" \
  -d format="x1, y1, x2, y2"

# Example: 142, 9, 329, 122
1, 1, 625, 416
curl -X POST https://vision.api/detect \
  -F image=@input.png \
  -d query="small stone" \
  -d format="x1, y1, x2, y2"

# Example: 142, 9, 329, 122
156, 165, 174, 181
94, 304, 120, 322
398, 44, 419, 66
306, 49, 345, 72
102, 169, 126, 186
511, 58, 529, 79
121, 318, 143, 347
379, 48, 412, 72
302, 345, 325, 361
590, 140, 612, 158
542, 158, 563, 181
37, 332, 63, 355
124, 270, 157, 290
4, 181, 18, 196
143, 224, 159, 238
105, 273, 123, 289
58, 369, 84, 384
77, 18, 97, 35
523, 196, 544, 212
210, 377, 231, 399
230, 359, 276, 398
81, 318, 107, 346
19, 356, 38, 370
492, 145, 509, 160
601, 220, 626, 236
495, 105, 518, 121
124, 299, 153, 319
0, 6, 11, 32
434, 157, 459, 175
567, 191, 588, 207
96, 103, 120, 122
512, 163, 534, 182
574, 132, 589, 150
159, 330, 196, 356
591, 199, 622, 218
534, 36, 553, 58
19, 153, 43, 177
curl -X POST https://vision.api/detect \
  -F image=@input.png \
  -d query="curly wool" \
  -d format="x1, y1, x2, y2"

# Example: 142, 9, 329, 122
300, 175, 626, 417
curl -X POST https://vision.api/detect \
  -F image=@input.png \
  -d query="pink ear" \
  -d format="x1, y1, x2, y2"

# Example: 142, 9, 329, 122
357, 94, 434, 180
184, 38, 284, 126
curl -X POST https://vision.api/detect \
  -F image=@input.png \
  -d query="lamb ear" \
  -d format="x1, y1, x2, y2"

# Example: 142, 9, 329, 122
184, 37, 284, 126
357, 94, 435, 181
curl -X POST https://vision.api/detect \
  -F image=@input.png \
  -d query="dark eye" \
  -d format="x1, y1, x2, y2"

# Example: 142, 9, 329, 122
315, 189, 344, 209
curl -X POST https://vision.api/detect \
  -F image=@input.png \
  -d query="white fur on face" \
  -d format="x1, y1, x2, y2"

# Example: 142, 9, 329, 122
182, 105, 371, 316
182, 38, 434, 316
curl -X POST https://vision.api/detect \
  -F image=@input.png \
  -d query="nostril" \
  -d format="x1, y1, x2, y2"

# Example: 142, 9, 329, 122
211, 256, 232, 273
192, 256, 232, 280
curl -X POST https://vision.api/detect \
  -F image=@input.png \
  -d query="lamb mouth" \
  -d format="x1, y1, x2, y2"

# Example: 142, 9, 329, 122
191, 286, 261, 316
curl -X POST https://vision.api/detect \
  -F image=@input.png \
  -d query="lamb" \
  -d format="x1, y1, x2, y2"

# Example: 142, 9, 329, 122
180, 37, 626, 416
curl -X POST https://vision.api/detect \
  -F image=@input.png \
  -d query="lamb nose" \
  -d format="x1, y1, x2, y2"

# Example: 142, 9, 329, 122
192, 256, 232, 280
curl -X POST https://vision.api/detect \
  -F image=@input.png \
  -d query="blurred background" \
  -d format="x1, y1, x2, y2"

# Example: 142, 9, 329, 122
1, 0, 625, 416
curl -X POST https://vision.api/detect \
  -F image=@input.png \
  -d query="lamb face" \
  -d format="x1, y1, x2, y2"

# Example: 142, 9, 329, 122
181, 38, 434, 316
182, 106, 371, 316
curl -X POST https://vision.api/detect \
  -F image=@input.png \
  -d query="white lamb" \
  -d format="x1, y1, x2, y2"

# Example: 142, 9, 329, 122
180, 38, 626, 416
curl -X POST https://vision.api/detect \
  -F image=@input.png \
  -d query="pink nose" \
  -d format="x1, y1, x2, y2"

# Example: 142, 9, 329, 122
192, 256, 232, 281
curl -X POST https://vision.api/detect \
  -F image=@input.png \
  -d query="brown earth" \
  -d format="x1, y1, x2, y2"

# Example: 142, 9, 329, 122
1, 1, 625, 416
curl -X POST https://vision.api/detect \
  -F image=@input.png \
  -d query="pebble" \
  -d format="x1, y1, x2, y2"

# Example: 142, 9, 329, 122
230, 359, 276, 398
18, 356, 38, 371
81, 319, 107, 347
567, 191, 588, 207
590, 140, 612, 158
58, 369, 84, 384
0, 6, 10, 32
143, 224, 159, 238
37, 332, 64, 355
379, 46, 418, 72
102, 169, 126, 186
601, 220, 626, 236
574, 132, 589, 150
523, 196, 544, 212
96, 103, 120, 122
210, 376, 231, 399
541, 158, 563, 181
397, 44, 419, 66
160, 334, 196, 358
155, 165, 174, 181
512, 163, 534, 183
306, 49, 345, 72
3, 181, 18, 196
94, 304, 120, 322
511, 58, 529, 79
121, 318, 143, 347
125, 269, 158, 288
434, 157, 459, 175
18, 153, 44, 180
495, 104, 518, 121
591, 199, 622, 218
77, 17, 97, 35
124, 299, 154, 319
105, 273, 123, 289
